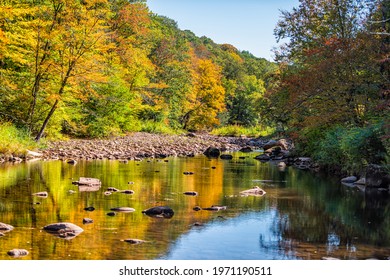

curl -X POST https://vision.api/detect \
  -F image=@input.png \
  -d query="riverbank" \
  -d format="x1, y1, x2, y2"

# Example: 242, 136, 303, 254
36, 132, 264, 161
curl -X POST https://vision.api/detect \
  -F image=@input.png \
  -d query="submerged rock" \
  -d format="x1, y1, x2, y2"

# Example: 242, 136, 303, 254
142, 206, 174, 219
202, 205, 227, 211
122, 238, 146, 245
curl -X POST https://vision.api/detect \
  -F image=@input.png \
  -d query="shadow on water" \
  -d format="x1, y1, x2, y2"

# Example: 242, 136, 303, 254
0, 153, 389, 260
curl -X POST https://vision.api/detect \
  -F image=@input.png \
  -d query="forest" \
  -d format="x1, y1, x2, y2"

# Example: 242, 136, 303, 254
0, 0, 389, 174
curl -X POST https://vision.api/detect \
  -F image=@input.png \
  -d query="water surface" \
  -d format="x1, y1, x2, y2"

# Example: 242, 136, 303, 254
0, 153, 389, 260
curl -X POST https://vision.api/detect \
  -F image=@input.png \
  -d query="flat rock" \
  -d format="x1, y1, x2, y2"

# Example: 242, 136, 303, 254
110, 207, 135, 213
72, 177, 101, 186
7, 249, 29, 258
0, 222, 14, 232
32, 191, 48, 198
43, 222, 83, 240
240, 186, 266, 197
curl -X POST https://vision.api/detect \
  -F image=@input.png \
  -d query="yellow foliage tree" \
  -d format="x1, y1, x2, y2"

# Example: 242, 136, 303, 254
183, 58, 225, 130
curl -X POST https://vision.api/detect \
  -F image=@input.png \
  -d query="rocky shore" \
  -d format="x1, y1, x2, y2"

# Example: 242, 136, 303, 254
36, 132, 264, 161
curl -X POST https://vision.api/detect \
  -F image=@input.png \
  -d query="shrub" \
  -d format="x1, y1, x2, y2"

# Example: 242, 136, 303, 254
140, 120, 182, 135
211, 125, 276, 137
310, 122, 387, 173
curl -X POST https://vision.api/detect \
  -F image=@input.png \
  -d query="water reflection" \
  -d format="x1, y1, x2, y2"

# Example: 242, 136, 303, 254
0, 154, 389, 260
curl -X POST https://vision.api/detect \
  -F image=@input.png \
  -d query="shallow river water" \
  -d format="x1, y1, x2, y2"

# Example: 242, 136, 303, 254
0, 152, 389, 260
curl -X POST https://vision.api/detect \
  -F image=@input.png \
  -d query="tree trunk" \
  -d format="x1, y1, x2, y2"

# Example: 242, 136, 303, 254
35, 99, 59, 142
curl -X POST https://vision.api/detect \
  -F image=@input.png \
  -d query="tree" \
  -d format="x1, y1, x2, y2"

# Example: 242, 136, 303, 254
228, 75, 266, 126
182, 59, 225, 130
34, 0, 111, 141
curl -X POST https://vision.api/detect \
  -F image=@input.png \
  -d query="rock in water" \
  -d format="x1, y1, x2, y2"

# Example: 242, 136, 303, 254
203, 147, 221, 158
7, 249, 29, 258
32, 191, 48, 198
142, 206, 174, 219
220, 154, 233, 160
120, 190, 135, 195
122, 239, 146, 245
0, 222, 14, 232
110, 207, 135, 213
202, 205, 227, 211
183, 191, 198, 196
82, 218, 93, 224
72, 177, 101, 186
240, 186, 266, 197
43, 222, 84, 240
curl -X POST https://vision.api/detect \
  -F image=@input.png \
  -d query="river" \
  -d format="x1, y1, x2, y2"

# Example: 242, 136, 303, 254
0, 152, 389, 260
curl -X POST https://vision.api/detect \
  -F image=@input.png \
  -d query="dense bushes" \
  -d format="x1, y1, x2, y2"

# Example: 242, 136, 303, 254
296, 122, 388, 174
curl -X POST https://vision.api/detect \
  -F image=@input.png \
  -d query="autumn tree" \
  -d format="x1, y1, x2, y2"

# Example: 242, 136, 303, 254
182, 59, 225, 131
272, 0, 389, 169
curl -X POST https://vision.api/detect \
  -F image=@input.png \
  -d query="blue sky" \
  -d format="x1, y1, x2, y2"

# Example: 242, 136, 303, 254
146, 0, 300, 61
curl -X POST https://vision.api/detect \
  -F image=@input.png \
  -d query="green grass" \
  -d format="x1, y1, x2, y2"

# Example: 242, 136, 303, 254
211, 125, 276, 137
0, 122, 37, 156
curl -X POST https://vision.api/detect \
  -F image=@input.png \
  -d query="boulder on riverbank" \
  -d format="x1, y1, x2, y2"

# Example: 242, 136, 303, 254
366, 164, 390, 190
203, 147, 221, 157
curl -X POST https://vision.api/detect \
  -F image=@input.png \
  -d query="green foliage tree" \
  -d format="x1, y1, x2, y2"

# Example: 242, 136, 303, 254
271, 0, 389, 171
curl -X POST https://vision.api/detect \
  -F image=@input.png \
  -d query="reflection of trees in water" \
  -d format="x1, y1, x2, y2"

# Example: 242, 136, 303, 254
262, 184, 390, 259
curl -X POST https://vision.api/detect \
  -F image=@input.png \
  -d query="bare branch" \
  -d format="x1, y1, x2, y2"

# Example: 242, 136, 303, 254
370, 32, 390, 36
368, 18, 390, 24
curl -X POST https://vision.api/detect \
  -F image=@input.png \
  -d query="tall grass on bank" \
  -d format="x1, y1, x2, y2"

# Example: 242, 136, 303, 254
140, 120, 184, 135
211, 125, 276, 138
0, 123, 37, 156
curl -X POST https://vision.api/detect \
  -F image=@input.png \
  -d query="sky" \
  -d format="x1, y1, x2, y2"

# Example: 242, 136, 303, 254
146, 0, 300, 61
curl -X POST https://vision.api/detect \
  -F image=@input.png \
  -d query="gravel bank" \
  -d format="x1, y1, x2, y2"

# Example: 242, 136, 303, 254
39, 132, 260, 161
